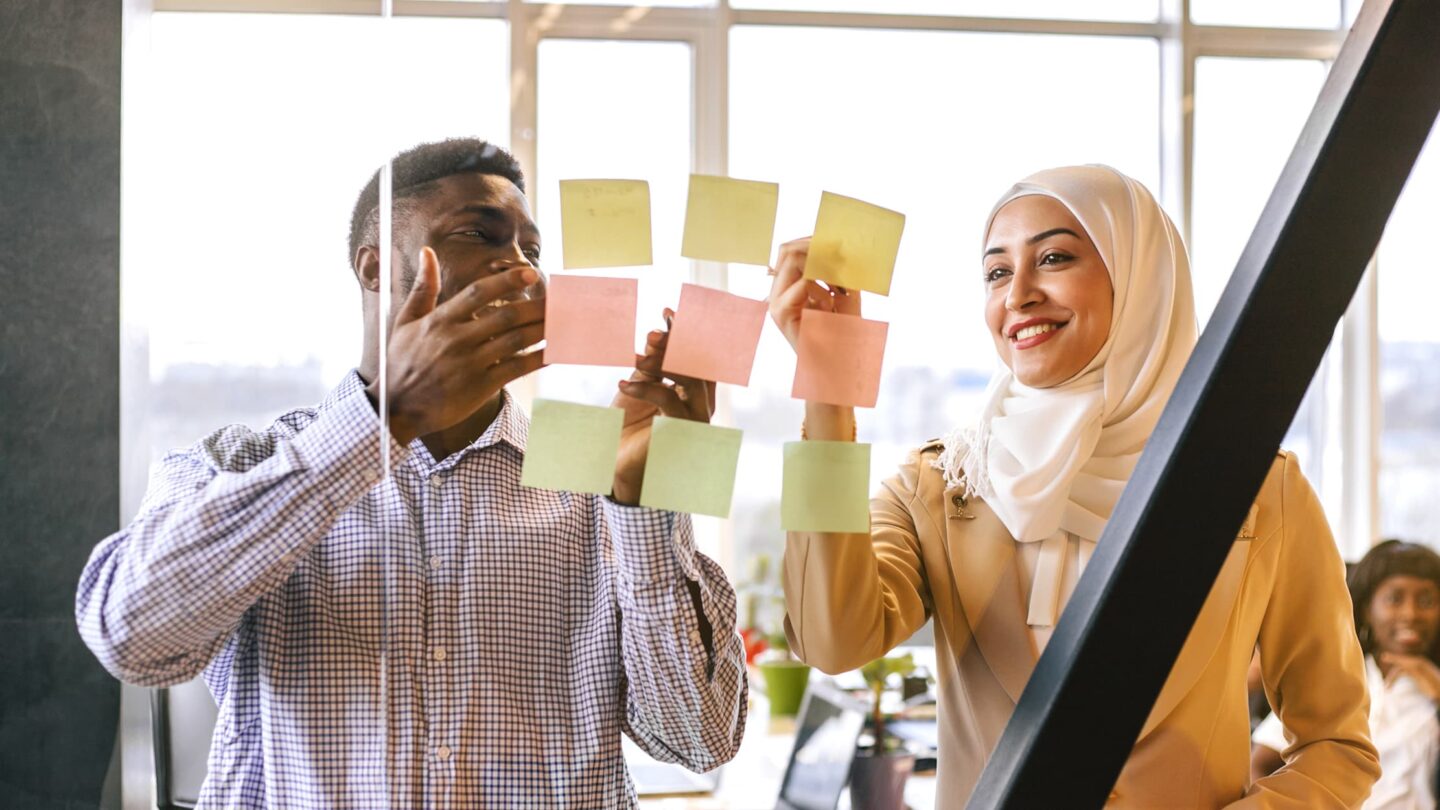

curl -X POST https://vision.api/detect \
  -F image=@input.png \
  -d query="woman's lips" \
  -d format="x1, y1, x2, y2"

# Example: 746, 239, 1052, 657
1013, 323, 1065, 350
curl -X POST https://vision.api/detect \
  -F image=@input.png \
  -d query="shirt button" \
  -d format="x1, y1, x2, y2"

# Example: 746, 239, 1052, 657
429, 556, 443, 570
433, 647, 447, 662
429, 474, 443, 488
436, 745, 451, 760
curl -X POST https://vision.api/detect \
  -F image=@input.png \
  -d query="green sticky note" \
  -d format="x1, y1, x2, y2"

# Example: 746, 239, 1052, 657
559, 179, 653, 269
521, 399, 625, 495
680, 174, 780, 266
804, 191, 905, 296
639, 417, 743, 518
781, 441, 871, 533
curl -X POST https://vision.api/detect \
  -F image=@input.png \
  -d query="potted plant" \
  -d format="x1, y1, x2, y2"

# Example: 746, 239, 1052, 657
850, 653, 920, 809
736, 553, 812, 717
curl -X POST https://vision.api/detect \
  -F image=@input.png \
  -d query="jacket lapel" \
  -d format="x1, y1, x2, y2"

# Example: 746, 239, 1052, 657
942, 485, 1037, 703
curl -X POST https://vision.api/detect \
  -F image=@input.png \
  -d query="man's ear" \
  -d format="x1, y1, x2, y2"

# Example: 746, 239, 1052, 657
353, 245, 381, 293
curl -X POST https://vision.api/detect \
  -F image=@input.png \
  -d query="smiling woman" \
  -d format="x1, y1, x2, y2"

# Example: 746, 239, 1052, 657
771, 164, 1380, 806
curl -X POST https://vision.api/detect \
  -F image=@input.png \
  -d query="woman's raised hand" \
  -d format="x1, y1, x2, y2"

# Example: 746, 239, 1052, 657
767, 237, 861, 351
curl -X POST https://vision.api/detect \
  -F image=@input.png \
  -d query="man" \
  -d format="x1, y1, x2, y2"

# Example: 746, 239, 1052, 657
76, 139, 747, 808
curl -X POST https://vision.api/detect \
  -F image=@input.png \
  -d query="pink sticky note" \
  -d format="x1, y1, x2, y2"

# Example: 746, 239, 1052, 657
792, 310, 889, 408
661, 284, 767, 386
544, 275, 637, 367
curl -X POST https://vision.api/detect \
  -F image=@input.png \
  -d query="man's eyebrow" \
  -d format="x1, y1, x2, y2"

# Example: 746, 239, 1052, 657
983, 227, 1081, 258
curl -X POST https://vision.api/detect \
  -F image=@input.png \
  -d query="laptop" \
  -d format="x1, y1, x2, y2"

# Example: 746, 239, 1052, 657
775, 681, 869, 810
623, 735, 722, 797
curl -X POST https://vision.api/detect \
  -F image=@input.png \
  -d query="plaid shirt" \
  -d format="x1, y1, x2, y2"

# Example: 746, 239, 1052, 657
76, 372, 747, 809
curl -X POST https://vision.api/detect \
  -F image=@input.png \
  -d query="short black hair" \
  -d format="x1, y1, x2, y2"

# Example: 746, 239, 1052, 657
348, 138, 526, 264
1349, 538, 1440, 663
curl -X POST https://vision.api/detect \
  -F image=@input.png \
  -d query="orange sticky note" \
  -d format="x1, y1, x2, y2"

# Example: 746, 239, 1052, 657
791, 309, 888, 408
544, 275, 637, 367
804, 191, 905, 296
661, 284, 767, 386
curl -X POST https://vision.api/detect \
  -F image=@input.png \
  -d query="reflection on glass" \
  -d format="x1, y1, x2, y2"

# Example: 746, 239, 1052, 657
1379, 127, 1440, 544
730, 0, 1157, 23
1190, 0, 1340, 30
728, 25, 1159, 570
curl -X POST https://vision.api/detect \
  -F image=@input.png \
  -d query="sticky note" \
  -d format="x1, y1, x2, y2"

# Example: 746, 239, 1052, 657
639, 417, 743, 518
803, 191, 905, 296
521, 399, 624, 495
661, 284, 767, 386
559, 179, 653, 269
544, 275, 637, 367
680, 174, 780, 266
791, 309, 889, 408
782, 441, 871, 533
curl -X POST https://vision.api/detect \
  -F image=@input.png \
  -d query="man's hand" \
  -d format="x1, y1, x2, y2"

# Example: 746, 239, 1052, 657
609, 310, 717, 506
366, 247, 546, 445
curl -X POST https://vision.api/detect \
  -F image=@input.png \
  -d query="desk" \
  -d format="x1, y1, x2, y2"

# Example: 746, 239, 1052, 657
638, 691, 936, 810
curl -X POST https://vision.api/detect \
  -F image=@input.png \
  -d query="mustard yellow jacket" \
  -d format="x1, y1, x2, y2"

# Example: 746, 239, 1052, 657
783, 445, 1379, 808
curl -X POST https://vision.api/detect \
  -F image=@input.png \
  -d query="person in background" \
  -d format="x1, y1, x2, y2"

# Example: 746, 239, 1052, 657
1253, 539, 1440, 809
75, 138, 746, 809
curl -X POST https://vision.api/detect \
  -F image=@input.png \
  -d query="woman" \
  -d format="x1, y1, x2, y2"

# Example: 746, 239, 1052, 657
1253, 540, 1440, 808
767, 165, 1379, 807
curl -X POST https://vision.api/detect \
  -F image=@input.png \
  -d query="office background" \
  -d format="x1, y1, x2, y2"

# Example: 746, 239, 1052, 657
4, 0, 1439, 807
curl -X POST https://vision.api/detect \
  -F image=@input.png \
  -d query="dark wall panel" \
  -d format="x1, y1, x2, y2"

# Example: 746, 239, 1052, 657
0, 0, 122, 806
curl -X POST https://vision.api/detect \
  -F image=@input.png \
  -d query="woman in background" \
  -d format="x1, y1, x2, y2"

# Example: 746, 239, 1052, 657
768, 164, 1378, 806
1253, 539, 1440, 809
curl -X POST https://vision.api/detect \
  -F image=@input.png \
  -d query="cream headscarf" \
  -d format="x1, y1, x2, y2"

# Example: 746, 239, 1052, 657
934, 165, 1198, 627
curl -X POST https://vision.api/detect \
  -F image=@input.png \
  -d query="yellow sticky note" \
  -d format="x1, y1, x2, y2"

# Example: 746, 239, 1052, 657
804, 191, 905, 296
680, 174, 780, 266
559, 179, 653, 269
781, 441, 871, 533
520, 400, 624, 495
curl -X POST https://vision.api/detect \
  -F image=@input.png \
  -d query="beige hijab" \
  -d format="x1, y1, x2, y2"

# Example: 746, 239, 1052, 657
935, 165, 1198, 627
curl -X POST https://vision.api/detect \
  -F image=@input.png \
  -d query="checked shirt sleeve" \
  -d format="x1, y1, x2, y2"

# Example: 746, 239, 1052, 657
75, 387, 405, 687
602, 501, 748, 772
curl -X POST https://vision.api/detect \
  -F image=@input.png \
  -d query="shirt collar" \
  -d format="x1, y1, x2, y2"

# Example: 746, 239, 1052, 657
325, 371, 529, 468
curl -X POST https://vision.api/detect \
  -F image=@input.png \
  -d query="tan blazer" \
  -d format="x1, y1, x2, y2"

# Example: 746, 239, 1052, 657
783, 444, 1379, 808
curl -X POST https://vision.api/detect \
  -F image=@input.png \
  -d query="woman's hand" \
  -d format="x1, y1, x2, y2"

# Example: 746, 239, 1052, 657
1380, 652, 1440, 701
608, 309, 717, 506
767, 237, 861, 351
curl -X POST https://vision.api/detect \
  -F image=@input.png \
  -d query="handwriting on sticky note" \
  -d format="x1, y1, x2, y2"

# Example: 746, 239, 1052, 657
559, 179, 653, 269
639, 416, 743, 518
661, 284, 767, 386
791, 309, 889, 408
544, 275, 637, 367
521, 400, 625, 495
680, 174, 780, 266
782, 440, 871, 533
803, 192, 905, 296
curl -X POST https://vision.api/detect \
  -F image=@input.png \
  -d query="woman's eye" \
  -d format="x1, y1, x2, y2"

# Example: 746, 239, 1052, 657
984, 267, 1011, 284
1040, 252, 1072, 266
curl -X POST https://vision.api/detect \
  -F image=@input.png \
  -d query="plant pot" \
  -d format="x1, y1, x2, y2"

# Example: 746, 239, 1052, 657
849, 748, 915, 810
758, 659, 811, 717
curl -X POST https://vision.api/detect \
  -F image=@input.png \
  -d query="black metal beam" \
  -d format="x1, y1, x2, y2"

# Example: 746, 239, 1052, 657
968, 1, 1440, 807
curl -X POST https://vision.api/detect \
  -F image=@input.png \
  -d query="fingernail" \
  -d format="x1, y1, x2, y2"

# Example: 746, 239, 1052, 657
519, 267, 538, 284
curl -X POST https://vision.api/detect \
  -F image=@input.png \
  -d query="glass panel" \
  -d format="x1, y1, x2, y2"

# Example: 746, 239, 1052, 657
122, 11, 509, 803
730, 0, 1157, 22
728, 25, 1159, 570
1190, 0, 1340, 29
532, 38, 705, 547
1191, 57, 1326, 327
1378, 126, 1440, 544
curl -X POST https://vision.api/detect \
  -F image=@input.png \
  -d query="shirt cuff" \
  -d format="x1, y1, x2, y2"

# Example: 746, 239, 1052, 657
289, 383, 410, 507
602, 500, 699, 583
